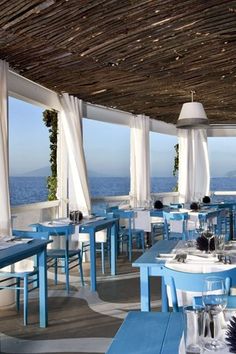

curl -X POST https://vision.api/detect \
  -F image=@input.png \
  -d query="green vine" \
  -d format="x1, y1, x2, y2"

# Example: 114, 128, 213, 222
43, 109, 58, 200
172, 143, 179, 192
173, 144, 179, 176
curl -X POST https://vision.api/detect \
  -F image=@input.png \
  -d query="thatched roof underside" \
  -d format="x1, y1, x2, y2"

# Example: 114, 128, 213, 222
1, 0, 236, 124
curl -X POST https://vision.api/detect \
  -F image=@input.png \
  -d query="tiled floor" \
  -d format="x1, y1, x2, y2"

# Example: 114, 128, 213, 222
0, 249, 162, 354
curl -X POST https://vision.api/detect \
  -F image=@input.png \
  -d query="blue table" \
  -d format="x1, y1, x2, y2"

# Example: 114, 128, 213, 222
133, 240, 178, 312
0, 239, 49, 327
106, 311, 183, 354
79, 217, 119, 291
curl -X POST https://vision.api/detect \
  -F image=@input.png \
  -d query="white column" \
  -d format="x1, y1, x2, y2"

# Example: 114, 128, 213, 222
130, 114, 151, 207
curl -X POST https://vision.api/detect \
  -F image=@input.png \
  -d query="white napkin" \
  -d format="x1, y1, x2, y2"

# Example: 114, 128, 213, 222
41, 221, 69, 227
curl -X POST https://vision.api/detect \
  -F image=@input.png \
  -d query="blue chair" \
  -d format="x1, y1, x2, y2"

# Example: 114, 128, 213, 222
105, 206, 119, 213
112, 210, 145, 261
194, 294, 236, 309
31, 223, 84, 293
0, 230, 49, 325
217, 207, 231, 241
162, 266, 236, 312
163, 211, 189, 241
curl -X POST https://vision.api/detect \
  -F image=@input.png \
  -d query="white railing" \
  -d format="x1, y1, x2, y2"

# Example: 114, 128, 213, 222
212, 191, 236, 196
11, 200, 60, 229
10, 192, 180, 229
13, 190, 236, 230
210, 191, 236, 203
91, 192, 180, 209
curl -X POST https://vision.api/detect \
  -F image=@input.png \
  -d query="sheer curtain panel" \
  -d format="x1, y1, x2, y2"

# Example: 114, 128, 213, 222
59, 93, 91, 215
178, 128, 210, 203
0, 60, 11, 237
130, 114, 150, 207
0, 60, 14, 307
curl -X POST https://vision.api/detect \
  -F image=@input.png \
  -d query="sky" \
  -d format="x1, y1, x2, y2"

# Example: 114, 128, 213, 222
8, 96, 236, 178
9, 97, 50, 176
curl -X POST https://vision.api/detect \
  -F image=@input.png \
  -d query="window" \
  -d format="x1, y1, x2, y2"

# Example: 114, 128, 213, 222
83, 118, 130, 197
9, 97, 50, 205
150, 132, 177, 192
208, 137, 236, 193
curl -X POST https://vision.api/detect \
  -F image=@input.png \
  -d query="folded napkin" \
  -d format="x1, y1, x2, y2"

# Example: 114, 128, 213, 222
155, 253, 174, 259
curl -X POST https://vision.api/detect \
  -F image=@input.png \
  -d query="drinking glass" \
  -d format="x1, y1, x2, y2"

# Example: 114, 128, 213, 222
183, 306, 204, 354
202, 222, 214, 253
215, 234, 226, 255
202, 276, 227, 351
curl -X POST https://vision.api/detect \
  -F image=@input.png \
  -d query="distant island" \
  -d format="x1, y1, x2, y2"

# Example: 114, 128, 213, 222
11, 165, 236, 179
226, 170, 236, 177
12, 166, 120, 178
22, 166, 51, 177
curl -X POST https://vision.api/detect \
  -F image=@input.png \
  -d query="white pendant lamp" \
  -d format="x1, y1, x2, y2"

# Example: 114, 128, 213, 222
177, 91, 209, 129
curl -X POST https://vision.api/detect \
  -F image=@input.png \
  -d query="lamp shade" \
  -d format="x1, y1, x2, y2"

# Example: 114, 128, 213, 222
177, 102, 209, 128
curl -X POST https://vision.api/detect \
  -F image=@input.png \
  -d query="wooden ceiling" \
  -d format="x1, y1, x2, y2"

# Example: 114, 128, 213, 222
1, 0, 236, 124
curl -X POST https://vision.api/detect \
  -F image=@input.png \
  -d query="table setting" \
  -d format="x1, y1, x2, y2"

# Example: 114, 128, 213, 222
41, 214, 106, 228
156, 228, 236, 271
0, 236, 33, 250
155, 222, 236, 353
179, 277, 236, 353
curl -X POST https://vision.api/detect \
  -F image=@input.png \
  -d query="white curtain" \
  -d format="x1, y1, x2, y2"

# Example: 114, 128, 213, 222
178, 128, 210, 203
59, 93, 91, 215
130, 114, 150, 207
0, 60, 11, 237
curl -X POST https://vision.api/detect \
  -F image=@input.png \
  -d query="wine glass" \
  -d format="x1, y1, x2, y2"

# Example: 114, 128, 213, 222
202, 276, 228, 351
202, 221, 215, 253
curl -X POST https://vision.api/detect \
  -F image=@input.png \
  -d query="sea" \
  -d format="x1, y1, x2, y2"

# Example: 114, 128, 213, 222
9, 176, 236, 206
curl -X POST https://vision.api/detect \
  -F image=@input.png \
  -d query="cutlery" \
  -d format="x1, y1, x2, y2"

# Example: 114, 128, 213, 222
217, 254, 231, 264
174, 253, 187, 263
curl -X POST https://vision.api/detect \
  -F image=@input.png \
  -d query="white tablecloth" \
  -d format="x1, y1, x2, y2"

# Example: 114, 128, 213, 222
164, 241, 236, 307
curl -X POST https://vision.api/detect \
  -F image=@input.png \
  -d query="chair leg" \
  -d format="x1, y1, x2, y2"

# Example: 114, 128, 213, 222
78, 253, 84, 286
54, 258, 58, 285
141, 232, 145, 253
16, 278, 20, 312
65, 256, 69, 294
128, 233, 132, 262
101, 243, 105, 274
151, 225, 154, 245
81, 243, 84, 261
23, 276, 28, 326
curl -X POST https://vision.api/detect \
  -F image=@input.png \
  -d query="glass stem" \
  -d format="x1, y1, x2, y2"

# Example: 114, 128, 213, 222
209, 312, 214, 338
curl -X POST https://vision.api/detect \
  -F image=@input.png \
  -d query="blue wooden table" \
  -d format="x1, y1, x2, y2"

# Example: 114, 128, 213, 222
106, 311, 183, 354
79, 217, 119, 291
0, 239, 49, 327
133, 240, 178, 312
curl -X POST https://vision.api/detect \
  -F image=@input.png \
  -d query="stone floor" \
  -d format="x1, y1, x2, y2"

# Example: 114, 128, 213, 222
0, 249, 162, 354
